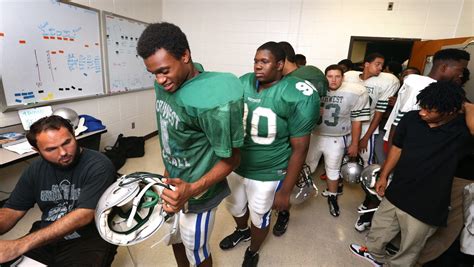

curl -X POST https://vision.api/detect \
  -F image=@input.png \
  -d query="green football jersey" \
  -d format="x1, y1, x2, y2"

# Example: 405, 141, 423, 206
236, 73, 320, 181
288, 65, 328, 97
154, 71, 244, 210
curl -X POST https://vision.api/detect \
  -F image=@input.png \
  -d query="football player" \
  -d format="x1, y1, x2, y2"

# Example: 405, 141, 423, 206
306, 64, 370, 217
137, 22, 244, 267
344, 53, 399, 167
219, 41, 319, 266
270, 41, 328, 236
344, 53, 399, 232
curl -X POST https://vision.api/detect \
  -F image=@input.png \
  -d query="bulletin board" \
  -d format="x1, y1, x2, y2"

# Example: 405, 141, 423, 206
103, 12, 154, 93
0, 0, 105, 111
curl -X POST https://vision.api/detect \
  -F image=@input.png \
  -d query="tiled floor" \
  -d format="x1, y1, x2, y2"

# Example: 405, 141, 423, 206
3, 138, 372, 267
115, 138, 371, 267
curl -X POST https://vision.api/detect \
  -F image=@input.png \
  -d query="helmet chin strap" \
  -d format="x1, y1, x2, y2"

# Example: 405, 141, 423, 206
127, 181, 160, 227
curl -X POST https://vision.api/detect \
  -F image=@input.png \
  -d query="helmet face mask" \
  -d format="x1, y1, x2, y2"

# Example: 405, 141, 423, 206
290, 164, 318, 205
95, 172, 177, 246
360, 164, 393, 200
340, 155, 364, 184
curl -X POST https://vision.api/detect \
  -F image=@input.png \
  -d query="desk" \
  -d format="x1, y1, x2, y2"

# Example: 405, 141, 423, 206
0, 129, 107, 168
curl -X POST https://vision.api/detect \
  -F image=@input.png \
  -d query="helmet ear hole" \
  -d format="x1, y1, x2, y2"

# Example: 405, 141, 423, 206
340, 155, 364, 184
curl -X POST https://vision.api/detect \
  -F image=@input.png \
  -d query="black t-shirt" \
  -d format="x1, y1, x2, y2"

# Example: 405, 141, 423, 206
455, 136, 474, 180
385, 111, 470, 226
5, 148, 115, 238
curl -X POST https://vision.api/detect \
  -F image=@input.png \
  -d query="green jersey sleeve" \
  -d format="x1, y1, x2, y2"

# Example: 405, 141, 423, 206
198, 99, 244, 158
283, 78, 320, 137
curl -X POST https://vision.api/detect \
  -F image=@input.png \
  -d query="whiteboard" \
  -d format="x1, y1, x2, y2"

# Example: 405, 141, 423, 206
103, 12, 154, 93
0, 0, 104, 110
0, 0, 104, 111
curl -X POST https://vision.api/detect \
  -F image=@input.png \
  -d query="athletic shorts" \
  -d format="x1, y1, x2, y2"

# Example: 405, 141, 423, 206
306, 134, 348, 180
225, 172, 282, 229
165, 208, 217, 266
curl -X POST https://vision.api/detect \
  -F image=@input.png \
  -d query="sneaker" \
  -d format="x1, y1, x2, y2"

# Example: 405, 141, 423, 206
357, 203, 367, 212
242, 247, 259, 267
385, 242, 399, 256
219, 227, 251, 250
354, 216, 371, 232
328, 195, 340, 217
272, 210, 290, 236
349, 243, 384, 267
321, 184, 343, 197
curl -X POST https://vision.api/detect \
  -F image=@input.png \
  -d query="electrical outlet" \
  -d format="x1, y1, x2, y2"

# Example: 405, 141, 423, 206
387, 2, 394, 11
131, 122, 135, 129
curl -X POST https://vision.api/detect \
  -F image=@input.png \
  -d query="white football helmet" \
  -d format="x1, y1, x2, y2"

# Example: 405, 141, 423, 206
290, 164, 318, 205
52, 107, 79, 128
95, 172, 177, 246
360, 164, 393, 200
340, 155, 364, 184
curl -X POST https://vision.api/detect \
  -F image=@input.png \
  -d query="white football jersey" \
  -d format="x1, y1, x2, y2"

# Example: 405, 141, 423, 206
344, 71, 400, 118
316, 81, 370, 136
383, 74, 436, 140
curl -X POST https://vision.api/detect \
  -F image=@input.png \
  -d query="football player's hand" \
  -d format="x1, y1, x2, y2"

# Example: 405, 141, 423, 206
347, 143, 358, 157
358, 137, 369, 153
161, 178, 192, 213
375, 177, 388, 197
0, 240, 23, 264
273, 190, 291, 211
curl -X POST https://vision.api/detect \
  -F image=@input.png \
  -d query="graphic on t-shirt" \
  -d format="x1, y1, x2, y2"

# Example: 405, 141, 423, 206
41, 179, 80, 221
156, 99, 191, 169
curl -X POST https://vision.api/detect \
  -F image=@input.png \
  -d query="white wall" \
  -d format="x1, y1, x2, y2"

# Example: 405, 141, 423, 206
455, 0, 474, 37
162, 0, 472, 76
0, 0, 161, 194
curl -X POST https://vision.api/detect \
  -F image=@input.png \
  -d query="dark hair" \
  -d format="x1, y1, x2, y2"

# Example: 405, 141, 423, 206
433, 48, 470, 63
403, 66, 421, 75
295, 54, 306, 65
417, 81, 465, 114
278, 41, 296, 63
26, 115, 75, 149
461, 67, 470, 85
385, 61, 402, 76
364, 53, 385, 63
137, 22, 190, 60
338, 59, 353, 69
325, 64, 344, 75
258, 41, 286, 62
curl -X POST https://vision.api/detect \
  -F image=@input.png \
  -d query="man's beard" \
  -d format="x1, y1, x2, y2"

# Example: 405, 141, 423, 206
43, 146, 82, 170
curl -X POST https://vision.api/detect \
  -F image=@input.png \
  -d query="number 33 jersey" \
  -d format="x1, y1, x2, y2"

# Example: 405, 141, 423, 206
236, 73, 320, 181
316, 82, 370, 136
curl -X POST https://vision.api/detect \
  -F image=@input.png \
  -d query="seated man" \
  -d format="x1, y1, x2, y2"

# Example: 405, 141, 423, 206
0, 115, 117, 266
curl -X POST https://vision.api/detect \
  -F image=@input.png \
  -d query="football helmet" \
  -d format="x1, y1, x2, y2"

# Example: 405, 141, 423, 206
340, 155, 364, 184
52, 107, 79, 128
95, 172, 178, 246
290, 164, 318, 205
360, 164, 392, 200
